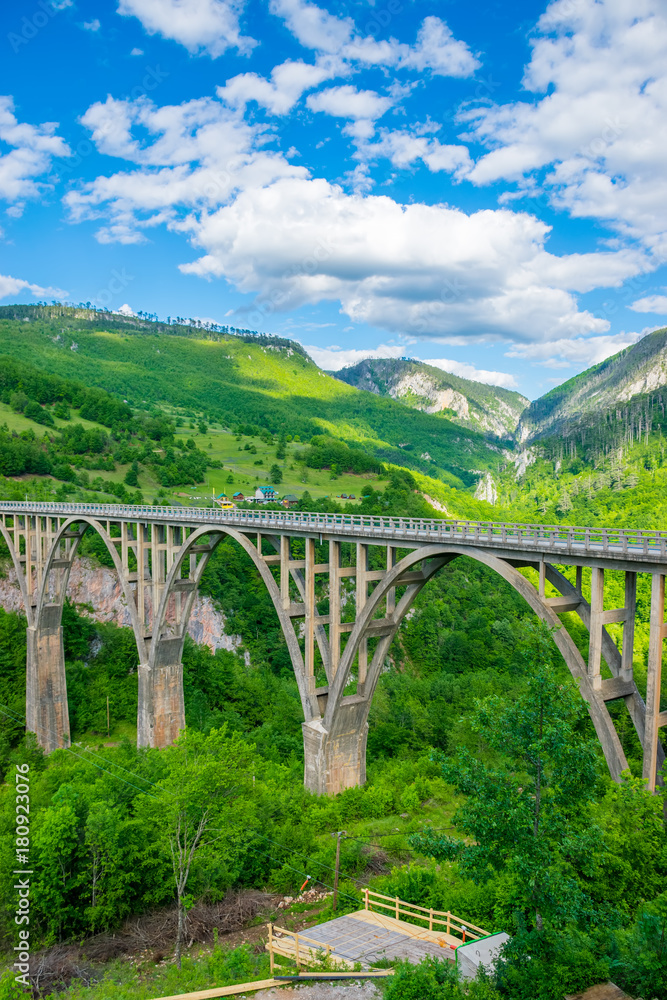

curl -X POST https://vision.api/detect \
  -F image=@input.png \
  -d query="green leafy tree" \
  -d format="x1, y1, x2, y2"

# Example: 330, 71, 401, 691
412, 624, 602, 933
269, 463, 283, 485
124, 459, 139, 486
155, 728, 256, 967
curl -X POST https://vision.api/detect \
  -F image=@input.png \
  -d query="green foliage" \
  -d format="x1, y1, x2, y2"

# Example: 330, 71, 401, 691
381, 957, 501, 1000
412, 626, 604, 930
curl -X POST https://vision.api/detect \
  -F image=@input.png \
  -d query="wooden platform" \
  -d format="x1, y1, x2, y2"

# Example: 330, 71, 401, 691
294, 908, 460, 967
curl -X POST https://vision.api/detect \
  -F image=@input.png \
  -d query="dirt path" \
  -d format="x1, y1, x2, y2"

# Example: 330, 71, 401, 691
246, 982, 382, 999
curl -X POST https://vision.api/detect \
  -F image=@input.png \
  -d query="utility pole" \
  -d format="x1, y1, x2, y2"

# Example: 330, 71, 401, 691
332, 830, 345, 912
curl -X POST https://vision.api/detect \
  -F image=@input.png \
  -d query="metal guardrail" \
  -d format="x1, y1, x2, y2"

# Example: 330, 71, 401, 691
1, 501, 666, 560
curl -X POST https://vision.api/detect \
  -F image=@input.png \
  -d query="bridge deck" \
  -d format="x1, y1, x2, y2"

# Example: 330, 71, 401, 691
3, 501, 667, 569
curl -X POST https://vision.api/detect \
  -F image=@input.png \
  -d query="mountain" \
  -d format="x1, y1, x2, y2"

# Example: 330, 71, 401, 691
331, 358, 528, 439
518, 326, 667, 445
0, 305, 505, 500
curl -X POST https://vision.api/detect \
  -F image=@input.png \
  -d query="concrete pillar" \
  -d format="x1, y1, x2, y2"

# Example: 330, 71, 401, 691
26, 625, 70, 751
302, 714, 368, 796
137, 638, 185, 748
644, 573, 665, 792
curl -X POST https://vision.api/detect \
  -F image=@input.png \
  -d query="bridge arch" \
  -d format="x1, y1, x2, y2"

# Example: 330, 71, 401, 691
310, 545, 633, 793
0, 522, 32, 625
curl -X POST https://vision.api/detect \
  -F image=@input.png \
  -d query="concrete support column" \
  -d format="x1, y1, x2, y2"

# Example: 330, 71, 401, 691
588, 567, 604, 690
302, 714, 368, 795
26, 625, 70, 751
621, 571, 636, 681
137, 639, 185, 748
356, 543, 368, 689
644, 573, 666, 792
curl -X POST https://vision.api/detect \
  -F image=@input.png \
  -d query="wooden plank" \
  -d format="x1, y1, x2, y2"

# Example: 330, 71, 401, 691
150, 978, 284, 1000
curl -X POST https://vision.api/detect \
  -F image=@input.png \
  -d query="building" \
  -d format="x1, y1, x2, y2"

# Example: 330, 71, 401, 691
282, 494, 298, 508
255, 486, 278, 503
232, 492, 245, 501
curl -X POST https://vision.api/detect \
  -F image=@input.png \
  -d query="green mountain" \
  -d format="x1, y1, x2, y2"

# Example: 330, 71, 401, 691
332, 357, 528, 439
0, 305, 506, 512
518, 326, 667, 445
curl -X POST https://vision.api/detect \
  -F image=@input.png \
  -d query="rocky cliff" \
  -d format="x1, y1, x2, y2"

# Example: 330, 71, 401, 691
0, 557, 245, 657
332, 358, 527, 439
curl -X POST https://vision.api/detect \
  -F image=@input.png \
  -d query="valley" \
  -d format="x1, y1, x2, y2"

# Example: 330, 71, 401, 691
0, 306, 665, 1000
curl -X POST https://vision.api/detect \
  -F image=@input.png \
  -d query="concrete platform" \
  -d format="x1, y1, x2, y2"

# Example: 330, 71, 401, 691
300, 909, 458, 968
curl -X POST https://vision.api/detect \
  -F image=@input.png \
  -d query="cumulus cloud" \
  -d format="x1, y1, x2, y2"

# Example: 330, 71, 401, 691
506, 332, 646, 369
270, 0, 478, 78
0, 96, 70, 210
178, 175, 628, 344
461, 0, 667, 254
117, 0, 256, 57
306, 85, 392, 121
0, 273, 66, 300
66, 95, 305, 242
83, 18, 101, 31
629, 295, 667, 315
218, 60, 333, 115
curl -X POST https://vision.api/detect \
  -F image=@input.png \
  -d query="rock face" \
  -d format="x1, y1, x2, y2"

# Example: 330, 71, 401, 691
518, 325, 667, 444
332, 358, 527, 439
474, 472, 498, 505
0, 557, 244, 656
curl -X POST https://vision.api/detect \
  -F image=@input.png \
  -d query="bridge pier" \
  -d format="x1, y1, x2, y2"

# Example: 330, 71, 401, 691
26, 624, 70, 752
303, 714, 368, 796
137, 658, 185, 748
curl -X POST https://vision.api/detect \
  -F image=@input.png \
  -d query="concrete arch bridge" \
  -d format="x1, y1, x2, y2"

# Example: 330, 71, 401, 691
0, 502, 665, 794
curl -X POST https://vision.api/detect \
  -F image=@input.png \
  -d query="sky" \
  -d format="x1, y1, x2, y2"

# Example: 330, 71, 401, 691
2, 0, 667, 399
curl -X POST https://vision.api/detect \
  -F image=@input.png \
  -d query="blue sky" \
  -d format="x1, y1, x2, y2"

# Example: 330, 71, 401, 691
2, 0, 667, 398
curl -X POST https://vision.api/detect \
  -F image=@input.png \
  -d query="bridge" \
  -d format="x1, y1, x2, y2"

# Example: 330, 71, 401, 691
0, 502, 665, 794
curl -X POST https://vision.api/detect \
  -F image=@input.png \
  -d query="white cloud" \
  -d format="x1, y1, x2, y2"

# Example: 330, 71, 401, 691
393, 16, 480, 78
0, 96, 70, 209
114, 302, 136, 316
83, 18, 101, 31
0, 273, 66, 301
506, 332, 646, 369
218, 60, 333, 115
270, 0, 478, 79
356, 128, 472, 178
178, 175, 623, 344
269, 0, 353, 54
130, 46, 144, 55
117, 0, 256, 57
67, 95, 305, 242
423, 357, 519, 390
307, 85, 392, 121
303, 343, 406, 369
629, 295, 667, 315
461, 0, 667, 255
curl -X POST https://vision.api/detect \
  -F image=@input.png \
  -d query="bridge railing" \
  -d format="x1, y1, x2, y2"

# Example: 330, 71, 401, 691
1, 502, 667, 558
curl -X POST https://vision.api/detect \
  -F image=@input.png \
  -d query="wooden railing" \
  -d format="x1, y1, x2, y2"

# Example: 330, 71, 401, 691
3, 501, 667, 561
266, 922, 344, 972
363, 889, 488, 943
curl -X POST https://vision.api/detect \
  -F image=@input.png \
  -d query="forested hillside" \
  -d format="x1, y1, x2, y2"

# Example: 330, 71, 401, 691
0, 306, 501, 493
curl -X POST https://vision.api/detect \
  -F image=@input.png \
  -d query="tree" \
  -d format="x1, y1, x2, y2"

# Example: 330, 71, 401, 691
124, 459, 139, 486
269, 464, 283, 485
156, 728, 256, 967
411, 623, 602, 932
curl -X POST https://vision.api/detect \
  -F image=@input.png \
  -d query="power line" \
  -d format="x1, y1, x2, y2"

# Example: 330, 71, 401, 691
244, 838, 362, 908
0, 704, 159, 799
